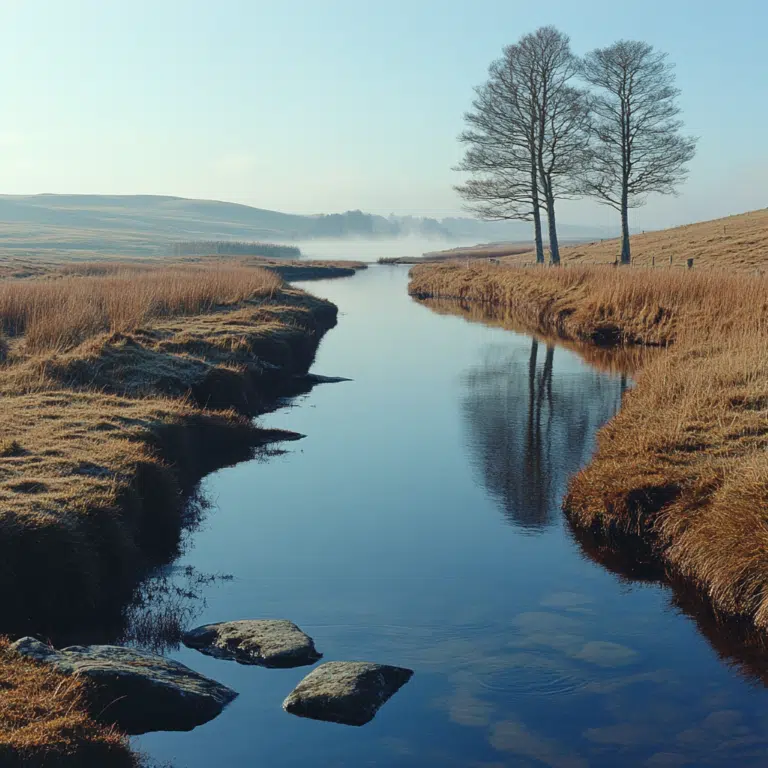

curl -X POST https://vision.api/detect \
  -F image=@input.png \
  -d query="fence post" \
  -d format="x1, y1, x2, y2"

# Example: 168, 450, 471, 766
669, 254, 673, 267
652, 255, 655, 268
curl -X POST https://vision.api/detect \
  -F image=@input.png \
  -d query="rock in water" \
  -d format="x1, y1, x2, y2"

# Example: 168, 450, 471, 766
9, 637, 237, 734
182, 619, 321, 668
283, 661, 414, 726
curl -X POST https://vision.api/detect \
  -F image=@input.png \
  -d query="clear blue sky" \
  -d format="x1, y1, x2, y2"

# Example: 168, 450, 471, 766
1, 0, 765, 229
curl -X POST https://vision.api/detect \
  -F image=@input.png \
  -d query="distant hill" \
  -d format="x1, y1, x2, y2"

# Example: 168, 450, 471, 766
0, 194, 612, 256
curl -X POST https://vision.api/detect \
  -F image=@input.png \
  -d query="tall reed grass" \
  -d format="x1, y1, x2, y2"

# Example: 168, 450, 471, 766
0, 266, 282, 352
409, 263, 768, 346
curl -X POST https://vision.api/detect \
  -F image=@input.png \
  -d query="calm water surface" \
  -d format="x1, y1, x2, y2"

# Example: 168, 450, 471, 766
136, 266, 768, 767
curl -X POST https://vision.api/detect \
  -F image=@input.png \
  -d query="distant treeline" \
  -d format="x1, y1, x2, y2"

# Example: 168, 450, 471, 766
171, 241, 301, 258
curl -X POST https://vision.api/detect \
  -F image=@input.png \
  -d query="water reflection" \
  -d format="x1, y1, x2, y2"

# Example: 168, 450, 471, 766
462, 338, 626, 531
419, 296, 655, 376
570, 522, 768, 688
435, 290, 768, 691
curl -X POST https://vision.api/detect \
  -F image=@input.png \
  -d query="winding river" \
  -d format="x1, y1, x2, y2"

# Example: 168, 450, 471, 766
135, 265, 768, 767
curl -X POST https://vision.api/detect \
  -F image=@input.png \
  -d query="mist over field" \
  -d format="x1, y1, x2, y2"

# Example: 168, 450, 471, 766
296, 236, 478, 262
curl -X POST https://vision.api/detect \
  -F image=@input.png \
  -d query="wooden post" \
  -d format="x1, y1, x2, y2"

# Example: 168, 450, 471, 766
669, 254, 673, 267
687, 258, 694, 270
652, 255, 655, 268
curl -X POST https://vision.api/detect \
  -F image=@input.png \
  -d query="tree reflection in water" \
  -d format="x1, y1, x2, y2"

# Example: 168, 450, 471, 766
461, 337, 626, 531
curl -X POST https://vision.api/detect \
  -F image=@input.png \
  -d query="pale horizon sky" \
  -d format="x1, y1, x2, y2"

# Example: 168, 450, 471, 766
1, 0, 765, 231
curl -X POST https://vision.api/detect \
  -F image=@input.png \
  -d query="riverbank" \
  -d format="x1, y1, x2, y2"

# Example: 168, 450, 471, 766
0, 263, 339, 764
409, 262, 768, 632
0, 255, 368, 282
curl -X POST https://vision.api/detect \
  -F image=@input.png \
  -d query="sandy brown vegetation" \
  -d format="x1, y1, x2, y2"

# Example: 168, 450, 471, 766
419, 296, 655, 376
495, 208, 768, 270
0, 638, 135, 767
0, 262, 339, 763
409, 260, 768, 632
0, 265, 336, 635
0, 265, 282, 352
58, 256, 367, 282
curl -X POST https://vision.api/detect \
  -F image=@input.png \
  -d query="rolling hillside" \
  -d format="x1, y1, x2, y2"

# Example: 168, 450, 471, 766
0, 194, 610, 257
497, 208, 768, 270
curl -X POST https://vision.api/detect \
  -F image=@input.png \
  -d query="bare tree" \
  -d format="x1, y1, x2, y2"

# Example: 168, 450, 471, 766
455, 27, 589, 265
455, 54, 546, 263
521, 27, 591, 265
581, 41, 697, 264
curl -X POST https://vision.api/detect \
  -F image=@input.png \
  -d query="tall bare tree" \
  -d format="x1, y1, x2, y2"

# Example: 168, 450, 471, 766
521, 27, 591, 265
455, 27, 589, 265
581, 41, 697, 264
455, 52, 546, 263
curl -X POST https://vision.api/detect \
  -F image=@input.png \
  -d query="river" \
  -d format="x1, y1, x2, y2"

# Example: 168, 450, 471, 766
134, 266, 768, 767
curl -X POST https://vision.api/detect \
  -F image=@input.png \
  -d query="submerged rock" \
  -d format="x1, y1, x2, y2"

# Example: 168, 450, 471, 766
182, 619, 322, 668
283, 661, 414, 726
10, 637, 237, 734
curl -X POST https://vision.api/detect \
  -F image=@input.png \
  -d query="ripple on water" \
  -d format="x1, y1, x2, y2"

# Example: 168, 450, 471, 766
471, 652, 591, 698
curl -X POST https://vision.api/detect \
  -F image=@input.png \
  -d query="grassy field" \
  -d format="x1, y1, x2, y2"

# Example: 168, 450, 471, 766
0, 254, 367, 281
492, 208, 768, 270
0, 261, 340, 764
409, 254, 768, 634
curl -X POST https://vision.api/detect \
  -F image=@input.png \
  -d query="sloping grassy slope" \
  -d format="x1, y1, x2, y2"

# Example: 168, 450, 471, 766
496, 208, 768, 270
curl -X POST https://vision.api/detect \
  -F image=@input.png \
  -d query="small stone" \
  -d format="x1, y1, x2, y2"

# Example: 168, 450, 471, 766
10, 637, 237, 734
182, 619, 321, 668
283, 661, 414, 726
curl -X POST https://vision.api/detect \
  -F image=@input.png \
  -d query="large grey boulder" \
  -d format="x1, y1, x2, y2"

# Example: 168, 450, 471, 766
182, 619, 321, 668
10, 637, 237, 734
283, 661, 414, 726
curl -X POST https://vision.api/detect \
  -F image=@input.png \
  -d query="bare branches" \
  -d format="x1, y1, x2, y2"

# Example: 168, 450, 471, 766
456, 32, 696, 267
580, 40, 697, 262
455, 26, 590, 265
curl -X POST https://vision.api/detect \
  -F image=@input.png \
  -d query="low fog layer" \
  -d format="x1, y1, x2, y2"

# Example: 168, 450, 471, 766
297, 236, 486, 262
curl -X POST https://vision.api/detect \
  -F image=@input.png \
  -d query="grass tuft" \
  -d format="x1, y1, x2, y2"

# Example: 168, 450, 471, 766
0, 638, 135, 767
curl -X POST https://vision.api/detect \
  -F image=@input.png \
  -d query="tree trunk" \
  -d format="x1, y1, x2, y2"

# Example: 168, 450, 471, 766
545, 192, 560, 265
530, 165, 545, 264
620, 191, 631, 264
533, 207, 545, 265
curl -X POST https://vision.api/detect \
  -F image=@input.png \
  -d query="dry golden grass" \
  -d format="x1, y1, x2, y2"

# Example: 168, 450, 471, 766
0, 271, 335, 630
0, 265, 282, 352
0, 262, 339, 761
419, 296, 656, 376
410, 262, 767, 345
0, 638, 135, 767
497, 208, 768, 270
58, 256, 367, 281
410, 260, 768, 631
